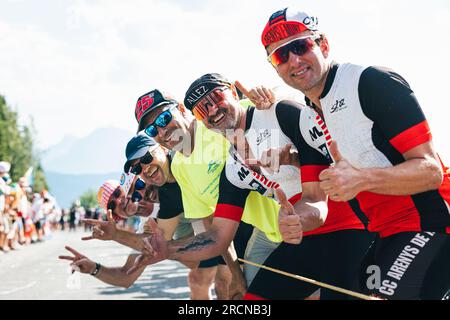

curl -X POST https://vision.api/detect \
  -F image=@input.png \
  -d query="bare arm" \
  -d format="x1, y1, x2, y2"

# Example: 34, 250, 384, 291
167, 218, 239, 262
320, 141, 444, 201
95, 254, 146, 288
297, 181, 328, 231
360, 143, 443, 195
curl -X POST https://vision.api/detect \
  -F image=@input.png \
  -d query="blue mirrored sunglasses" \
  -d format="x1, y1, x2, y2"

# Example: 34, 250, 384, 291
144, 104, 178, 138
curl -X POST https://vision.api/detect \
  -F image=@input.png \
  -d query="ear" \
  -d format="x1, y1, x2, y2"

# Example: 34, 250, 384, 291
319, 35, 330, 59
229, 84, 239, 100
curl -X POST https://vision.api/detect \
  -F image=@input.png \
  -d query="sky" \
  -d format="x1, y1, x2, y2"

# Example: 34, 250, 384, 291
1, 0, 450, 160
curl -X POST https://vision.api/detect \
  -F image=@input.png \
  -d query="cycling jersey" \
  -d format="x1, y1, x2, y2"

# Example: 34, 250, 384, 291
215, 104, 365, 236
305, 62, 450, 237
171, 121, 282, 242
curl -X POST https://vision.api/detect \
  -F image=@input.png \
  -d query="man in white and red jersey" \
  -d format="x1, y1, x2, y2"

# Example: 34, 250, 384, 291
257, 7, 450, 299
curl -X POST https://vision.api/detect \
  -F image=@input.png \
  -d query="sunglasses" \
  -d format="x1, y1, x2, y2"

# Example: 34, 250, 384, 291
267, 35, 319, 67
106, 187, 122, 212
130, 178, 146, 203
192, 88, 230, 121
127, 152, 154, 175
144, 104, 178, 137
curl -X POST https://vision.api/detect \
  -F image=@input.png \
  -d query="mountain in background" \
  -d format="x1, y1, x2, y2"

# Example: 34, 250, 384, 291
41, 127, 134, 174
46, 171, 121, 208
41, 127, 135, 208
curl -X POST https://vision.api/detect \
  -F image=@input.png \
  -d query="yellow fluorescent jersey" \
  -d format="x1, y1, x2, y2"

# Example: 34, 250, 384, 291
171, 121, 282, 243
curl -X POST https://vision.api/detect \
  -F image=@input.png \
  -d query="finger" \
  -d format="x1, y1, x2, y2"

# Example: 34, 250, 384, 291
58, 256, 75, 261
276, 188, 295, 215
256, 87, 268, 101
81, 236, 95, 241
147, 218, 159, 234
318, 168, 332, 181
143, 237, 154, 255
106, 209, 115, 224
93, 226, 105, 236
82, 219, 103, 226
329, 140, 343, 163
262, 87, 276, 103
234, 81, 251, 99
65, 246, 82, 257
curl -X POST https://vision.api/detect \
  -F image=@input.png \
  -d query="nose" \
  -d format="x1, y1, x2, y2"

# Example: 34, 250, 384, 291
205, 102, 217, 116
287, 51, 303, 65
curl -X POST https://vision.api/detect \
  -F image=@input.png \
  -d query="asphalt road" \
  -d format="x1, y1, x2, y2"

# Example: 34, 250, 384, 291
0, 228, 191, 300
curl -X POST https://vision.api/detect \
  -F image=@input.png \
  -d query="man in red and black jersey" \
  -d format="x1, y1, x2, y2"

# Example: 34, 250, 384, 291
257, 7, 450, 299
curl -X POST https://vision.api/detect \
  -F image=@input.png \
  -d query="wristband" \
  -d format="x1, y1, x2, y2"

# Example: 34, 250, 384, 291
90, 262, 101, 276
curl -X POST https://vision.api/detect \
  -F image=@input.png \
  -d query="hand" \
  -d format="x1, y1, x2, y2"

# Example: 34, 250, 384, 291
319, 141, 364, 202
126, 219, 168, 275
235, 81, 275, 110
228, 271, 247, 300
81, 210, 117, 241
58, 246, 96, 274
276, 188, 303, 244
245, 144, 297, 174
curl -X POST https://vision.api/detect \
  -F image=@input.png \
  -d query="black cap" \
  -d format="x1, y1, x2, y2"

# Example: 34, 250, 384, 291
123, 133, 159, 172
184, 73, 232, 111
135, 89, 178, 131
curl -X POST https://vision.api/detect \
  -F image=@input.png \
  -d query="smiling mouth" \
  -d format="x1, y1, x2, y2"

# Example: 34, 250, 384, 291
291, 67, 309, 77
210, 112, 225, 125
147, 166, 159, 180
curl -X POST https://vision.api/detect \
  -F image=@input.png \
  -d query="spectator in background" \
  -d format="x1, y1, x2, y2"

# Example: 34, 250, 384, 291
0, 161, 11, 252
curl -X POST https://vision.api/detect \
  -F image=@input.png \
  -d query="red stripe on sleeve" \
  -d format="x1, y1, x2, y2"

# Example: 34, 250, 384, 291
214, 203, 244, 222
288, 193, 302, 205
301, 165, 328, 182
446, 227, 450, 234
389, 120, 432, 154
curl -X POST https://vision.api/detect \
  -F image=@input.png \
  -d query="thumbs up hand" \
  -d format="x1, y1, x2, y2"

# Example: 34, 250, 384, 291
276, 188, 303, 245
319, 141, 364, 202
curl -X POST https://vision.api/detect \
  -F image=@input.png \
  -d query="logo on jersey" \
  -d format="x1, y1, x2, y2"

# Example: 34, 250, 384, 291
309, 126, 324, 142
256, 129, 271, 145
207, 160, 221, 174
330, 98, 347, 113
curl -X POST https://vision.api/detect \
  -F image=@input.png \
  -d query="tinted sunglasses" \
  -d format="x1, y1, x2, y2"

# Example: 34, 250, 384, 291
127, 152, 154, 175
267, 35, 319, 67
130, 178, 146, 203
106, 187, 122, 212
144, 104, 178, 137
192, 88, 229, 121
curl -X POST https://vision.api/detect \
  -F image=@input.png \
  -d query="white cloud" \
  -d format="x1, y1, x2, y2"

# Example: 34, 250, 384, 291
0, 0, 449, 161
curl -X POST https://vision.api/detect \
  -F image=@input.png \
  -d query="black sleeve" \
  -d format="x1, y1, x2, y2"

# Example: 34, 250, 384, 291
157, 182, 184, 220
275, 100, 330, 169
359, 66, 429, 152
217, 166, 250, 209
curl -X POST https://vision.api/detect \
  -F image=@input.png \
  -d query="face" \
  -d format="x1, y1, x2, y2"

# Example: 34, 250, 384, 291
123, 183, 159, 218
198, 88, 240, 134
128, 147, 170, 187
266, 31, 330, 94
140, 104, 192, 152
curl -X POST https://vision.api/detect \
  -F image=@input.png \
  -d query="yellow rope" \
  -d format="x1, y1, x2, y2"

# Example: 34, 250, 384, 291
239, 258, 383, 301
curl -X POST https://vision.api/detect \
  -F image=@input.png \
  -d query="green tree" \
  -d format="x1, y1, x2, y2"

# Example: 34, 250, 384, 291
79, 189, 98, 209
0, 94, 49, 189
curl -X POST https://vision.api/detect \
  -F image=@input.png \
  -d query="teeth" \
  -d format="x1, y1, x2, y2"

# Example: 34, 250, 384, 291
213, 113, 224, 124
293, 68, 308, 77
149, 167, 158, 178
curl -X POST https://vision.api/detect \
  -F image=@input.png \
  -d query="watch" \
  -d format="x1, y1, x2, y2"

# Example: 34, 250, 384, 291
90, 262, 101, 276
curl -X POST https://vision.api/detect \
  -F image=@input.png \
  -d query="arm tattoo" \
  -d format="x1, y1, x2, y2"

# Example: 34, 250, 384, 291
175, 233, 216, 254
